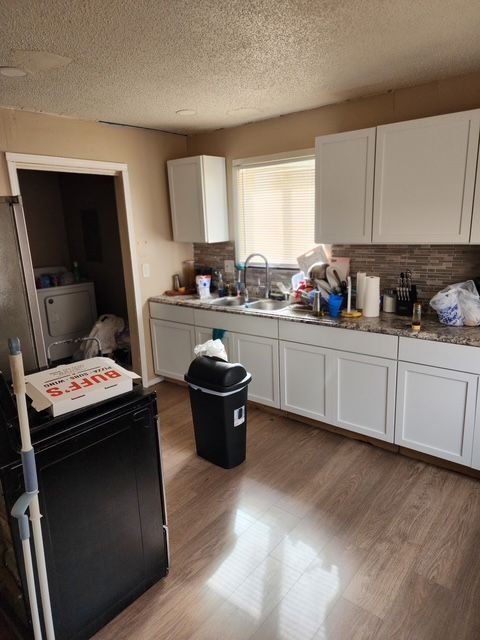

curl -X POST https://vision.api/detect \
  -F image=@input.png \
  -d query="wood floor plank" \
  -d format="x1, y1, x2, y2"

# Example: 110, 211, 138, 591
416, 474, 480, 589
321, 598, 383, 640
370, 571, 452, 640
341, 538, 420, 618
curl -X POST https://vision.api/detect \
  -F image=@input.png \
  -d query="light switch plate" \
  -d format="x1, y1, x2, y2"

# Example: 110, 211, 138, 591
224, 259, 235, 275
142, 263, 150, 278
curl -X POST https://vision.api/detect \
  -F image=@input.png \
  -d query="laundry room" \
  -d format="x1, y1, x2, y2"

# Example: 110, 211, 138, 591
18, 169, 130, 366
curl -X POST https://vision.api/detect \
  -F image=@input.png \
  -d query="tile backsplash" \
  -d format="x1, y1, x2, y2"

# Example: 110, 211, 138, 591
194, 242, 480, 302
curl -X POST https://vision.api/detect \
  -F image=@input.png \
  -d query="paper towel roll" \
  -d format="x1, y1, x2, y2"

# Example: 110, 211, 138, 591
356, 272, 367, 310
363, 276, 380, 317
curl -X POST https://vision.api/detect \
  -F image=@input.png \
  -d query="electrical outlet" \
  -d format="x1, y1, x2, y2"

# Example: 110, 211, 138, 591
224, 259, 235, 275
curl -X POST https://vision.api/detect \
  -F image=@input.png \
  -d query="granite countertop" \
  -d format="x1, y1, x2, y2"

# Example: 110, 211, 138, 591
149, 294, 480, 347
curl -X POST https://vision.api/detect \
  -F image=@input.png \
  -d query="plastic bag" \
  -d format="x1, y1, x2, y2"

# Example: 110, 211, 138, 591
457, 281, 480, 326
194, 339, 228, 361
430, 280, 480, 326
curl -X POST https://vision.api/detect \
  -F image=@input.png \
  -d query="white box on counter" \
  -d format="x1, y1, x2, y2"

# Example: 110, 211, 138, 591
25, 357, 141, 417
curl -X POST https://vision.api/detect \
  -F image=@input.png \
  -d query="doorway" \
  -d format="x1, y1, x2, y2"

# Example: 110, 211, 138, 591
18, 169, 130, 365
6, 153, 148, 383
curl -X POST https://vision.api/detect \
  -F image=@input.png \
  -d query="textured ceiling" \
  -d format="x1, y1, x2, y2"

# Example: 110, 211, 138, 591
1, 0, 480, 134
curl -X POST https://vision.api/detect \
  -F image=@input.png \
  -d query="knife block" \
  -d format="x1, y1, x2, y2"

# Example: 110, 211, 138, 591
396, 285, 417, 316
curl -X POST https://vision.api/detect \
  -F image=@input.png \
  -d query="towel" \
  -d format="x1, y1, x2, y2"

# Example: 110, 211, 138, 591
212, 328, 226, 340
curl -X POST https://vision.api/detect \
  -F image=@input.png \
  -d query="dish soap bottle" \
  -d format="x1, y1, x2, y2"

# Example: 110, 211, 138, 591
412, 302, 421, 332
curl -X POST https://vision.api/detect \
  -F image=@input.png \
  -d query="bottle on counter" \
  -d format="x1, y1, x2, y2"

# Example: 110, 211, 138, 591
412, 302, 422, 332
217, 271, 225, 297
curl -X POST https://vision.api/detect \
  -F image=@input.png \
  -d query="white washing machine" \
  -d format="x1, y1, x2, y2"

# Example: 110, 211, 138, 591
36, 282, 97, 362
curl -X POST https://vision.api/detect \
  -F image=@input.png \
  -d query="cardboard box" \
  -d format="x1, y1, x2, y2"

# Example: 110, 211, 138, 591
25, 357, 141, 417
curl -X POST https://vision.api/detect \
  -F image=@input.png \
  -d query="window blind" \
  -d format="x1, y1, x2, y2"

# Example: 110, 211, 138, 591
235, 156, 316, 267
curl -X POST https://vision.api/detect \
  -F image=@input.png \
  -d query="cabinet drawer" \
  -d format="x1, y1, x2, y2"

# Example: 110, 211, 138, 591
149, 302, 195, 325
194, 309, 278, 338
399, 337, 480, 374
278, 321, 397, 359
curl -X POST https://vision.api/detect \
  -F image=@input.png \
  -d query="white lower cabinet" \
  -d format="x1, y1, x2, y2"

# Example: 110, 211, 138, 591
395, 361, 478, 465
234, 333, 280, 408
195, 326, 235, 361
280, 341, 330, 422
150, 319, 195, 381
331, 351, 396, 442
471, 385, 480, 470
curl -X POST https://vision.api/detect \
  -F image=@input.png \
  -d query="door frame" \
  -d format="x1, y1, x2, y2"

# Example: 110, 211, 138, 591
6, 152, 148, 384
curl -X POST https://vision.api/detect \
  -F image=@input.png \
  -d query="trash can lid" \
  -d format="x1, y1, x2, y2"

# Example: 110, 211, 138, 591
185, 356, 249, 392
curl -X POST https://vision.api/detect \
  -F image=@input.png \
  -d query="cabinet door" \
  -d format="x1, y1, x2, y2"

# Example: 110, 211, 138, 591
469, 152, 480, 243
150, 319, 195, 380
373, 110, 480, 243
280, 341, 330, 422
315, 128, 375, 243
233, 333, 279, 408
331, 351, 396, 442
167, 156, 206, 243
471, 383, 480, 469
195, 326, 235, 361
395, 362, 477, 465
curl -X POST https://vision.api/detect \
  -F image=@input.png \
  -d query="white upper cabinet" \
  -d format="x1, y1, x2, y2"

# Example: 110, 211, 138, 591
315, 128, 375, 244
167, 155, 229, 243
469, 148, 480, 243
373, 110, 480, 243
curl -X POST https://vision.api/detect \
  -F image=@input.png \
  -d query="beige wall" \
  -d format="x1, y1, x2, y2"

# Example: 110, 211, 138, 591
187, 70, 480, 229
0, 108, 190, 382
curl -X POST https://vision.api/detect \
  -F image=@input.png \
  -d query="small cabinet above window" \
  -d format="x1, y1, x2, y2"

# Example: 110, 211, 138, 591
167, 155, 229, 243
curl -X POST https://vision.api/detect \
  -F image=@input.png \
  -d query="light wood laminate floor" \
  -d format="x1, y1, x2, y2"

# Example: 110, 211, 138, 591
94, 382, 480, 640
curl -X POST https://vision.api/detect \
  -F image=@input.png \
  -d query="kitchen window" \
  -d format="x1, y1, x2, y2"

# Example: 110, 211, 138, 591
233, 151, 316, 267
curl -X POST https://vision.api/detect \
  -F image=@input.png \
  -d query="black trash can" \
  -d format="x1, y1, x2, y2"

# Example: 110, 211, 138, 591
185, 356, 252, 469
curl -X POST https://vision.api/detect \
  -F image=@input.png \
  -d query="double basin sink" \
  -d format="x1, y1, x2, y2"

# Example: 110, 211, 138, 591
207, 296, 291, 313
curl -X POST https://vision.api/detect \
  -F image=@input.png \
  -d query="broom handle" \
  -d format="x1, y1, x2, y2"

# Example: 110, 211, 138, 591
9, 339, 56, 640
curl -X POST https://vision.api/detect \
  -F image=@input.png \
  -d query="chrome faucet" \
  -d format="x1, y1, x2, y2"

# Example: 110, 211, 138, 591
243, 253, 270, 302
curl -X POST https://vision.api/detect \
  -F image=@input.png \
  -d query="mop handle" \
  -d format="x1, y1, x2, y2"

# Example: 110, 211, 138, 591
12, 494, 42, 640
8, 337, 32, 452
8, 338, 56, 640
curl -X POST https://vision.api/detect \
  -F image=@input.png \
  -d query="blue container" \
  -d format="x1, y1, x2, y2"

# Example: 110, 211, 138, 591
328, 294, 344, 318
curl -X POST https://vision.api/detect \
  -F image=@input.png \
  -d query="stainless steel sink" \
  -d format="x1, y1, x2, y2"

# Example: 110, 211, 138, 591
244, 299, 291, 311
209, 296, 245, 307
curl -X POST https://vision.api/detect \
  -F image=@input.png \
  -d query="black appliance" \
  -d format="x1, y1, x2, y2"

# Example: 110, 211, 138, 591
0, 386, 169, 640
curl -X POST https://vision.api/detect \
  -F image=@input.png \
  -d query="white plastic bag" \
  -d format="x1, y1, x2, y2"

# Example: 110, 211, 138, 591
430, 280, 480, 326
430, 283, 464, 326
193, 339, 228, 361
457, 280, 480, 326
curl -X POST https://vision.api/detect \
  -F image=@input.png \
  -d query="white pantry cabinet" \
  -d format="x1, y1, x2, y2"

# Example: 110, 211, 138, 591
395, 361, 478, 465
150, 319, 195, 381
315, 127, 376, 244
234, 333, 280, 408
331, 351, 396, 442
167, 155, 229, 243
280, 341, 330, 422
373, 110, 480, 243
